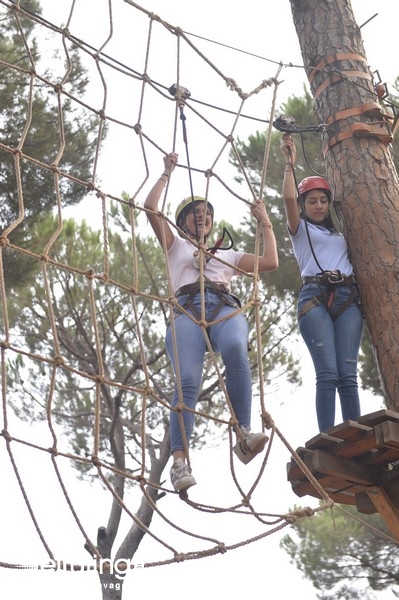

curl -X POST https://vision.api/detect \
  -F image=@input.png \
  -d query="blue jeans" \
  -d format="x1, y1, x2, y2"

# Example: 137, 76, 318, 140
298, 283, 363, 432
165, 289, 251, 454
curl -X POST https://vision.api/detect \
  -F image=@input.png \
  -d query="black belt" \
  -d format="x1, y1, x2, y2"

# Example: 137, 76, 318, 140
176, 281, 230, 297
302, 274, 356, 286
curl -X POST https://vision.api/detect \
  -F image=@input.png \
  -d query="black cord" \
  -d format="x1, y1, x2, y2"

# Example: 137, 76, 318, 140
177, 104, 200, 241
298, 132, 326, 177
288, 152, 326, 274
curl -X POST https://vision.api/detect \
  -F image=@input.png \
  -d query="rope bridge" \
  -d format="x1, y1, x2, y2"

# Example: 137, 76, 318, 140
0, 0, 372, 587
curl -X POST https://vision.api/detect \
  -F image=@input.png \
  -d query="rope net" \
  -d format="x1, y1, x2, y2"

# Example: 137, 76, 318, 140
0, 0, 336, 586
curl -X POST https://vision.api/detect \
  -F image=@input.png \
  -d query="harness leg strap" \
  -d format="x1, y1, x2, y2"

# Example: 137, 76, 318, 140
298, 296, 321, 321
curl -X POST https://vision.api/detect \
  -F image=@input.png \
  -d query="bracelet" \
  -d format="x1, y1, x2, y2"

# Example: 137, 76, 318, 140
261, 221, 273, 229
284, 166, 293, 173
159, 176, 168, 183
162, 172, 169, 178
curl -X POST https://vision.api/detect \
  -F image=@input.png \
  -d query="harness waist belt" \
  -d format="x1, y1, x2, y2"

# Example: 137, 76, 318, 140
176, 281, 230, 297
302, 274, 357, 286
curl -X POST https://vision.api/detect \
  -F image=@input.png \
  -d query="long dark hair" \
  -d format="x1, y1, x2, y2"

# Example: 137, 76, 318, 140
298, 191, 337, 233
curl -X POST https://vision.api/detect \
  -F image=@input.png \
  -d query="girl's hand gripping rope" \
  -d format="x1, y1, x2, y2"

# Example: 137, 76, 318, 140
281, 134, 296, 167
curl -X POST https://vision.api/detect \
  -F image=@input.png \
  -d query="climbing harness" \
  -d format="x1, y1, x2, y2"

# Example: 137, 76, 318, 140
299, 270, 361, 322
277, 123, 363, 322
174, 280, 241, 324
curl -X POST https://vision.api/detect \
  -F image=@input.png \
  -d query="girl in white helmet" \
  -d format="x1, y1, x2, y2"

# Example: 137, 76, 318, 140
144, 152, 278, 493
281, 134, 363, 434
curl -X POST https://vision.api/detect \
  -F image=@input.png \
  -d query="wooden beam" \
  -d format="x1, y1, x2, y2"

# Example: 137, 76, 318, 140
374, 421, 399, 449
310, 449, 380, 486
365, 486, 399, 541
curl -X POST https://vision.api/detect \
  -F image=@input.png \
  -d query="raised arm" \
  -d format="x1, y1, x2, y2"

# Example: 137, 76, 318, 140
143, 152, 178, 250
237, 199, 278, 273
281, 134, 300, 235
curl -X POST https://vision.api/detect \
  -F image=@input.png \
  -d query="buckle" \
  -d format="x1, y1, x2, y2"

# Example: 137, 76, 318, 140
326, 270, 344, 284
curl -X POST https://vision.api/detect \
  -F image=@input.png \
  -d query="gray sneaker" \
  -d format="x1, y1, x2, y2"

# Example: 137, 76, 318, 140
170, 458, 197, 492
233, 428, 268, 464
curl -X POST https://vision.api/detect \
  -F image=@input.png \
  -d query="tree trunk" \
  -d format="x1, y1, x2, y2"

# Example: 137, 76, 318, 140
289, 0, 399, 410
97, 427, 171, 599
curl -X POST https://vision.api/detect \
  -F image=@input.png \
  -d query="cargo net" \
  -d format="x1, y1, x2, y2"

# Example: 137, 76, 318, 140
0, 0, 336, 586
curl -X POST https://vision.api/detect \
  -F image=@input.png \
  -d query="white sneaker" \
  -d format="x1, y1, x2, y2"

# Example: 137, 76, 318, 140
170, 458, 197, 492
233, 428, 268, 464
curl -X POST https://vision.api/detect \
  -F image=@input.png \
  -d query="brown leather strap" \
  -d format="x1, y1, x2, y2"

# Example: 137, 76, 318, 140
308, 52, 367, 83
325, 101, 383, 125
323, 121, 393, 155
314, 70, 371, 99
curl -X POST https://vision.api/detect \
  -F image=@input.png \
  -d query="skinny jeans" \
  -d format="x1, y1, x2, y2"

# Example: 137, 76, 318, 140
298, 283, 363, 433
165, 289, 251, 454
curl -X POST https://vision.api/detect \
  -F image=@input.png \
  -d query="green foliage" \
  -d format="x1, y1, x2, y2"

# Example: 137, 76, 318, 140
0, 0, 101, 286
281, 504, 399, 599
5, 209, 172, 476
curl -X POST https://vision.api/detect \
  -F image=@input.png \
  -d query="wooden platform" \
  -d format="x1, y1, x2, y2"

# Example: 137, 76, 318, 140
287, 409, 399, 537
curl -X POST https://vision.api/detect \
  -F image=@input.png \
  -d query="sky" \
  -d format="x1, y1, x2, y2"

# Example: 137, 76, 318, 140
0, 0, 397, 598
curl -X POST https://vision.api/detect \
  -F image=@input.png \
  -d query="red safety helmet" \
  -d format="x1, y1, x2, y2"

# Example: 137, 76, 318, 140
298, 176, 332, 201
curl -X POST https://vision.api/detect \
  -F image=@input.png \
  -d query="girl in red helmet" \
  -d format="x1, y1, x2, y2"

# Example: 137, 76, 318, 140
144, 152, 278, 493
281, 134, 363, 433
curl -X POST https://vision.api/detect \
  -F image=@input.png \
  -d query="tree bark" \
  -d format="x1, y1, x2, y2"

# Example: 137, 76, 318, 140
289, 0, 399, 410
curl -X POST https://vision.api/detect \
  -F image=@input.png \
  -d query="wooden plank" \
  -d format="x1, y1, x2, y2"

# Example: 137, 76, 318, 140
291, 476, 361, 503
360, 446, 399, 467
365, 486, 399, 541
291, 479, 323, 499
320, 429, 378, 460
286, 449, 314, 481
357, 480, 399, 514
310, 449, 379, 486
374, 421, 399, 449
358, 409, 399, 427
355, 492, 377, 514
287, 440, 399, 484
305, 433, 344, 450
326, 420, 372, 440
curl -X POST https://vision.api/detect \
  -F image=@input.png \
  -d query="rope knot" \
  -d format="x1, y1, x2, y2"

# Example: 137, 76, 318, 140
52, 355, 64, 367
1, 429, 12, 441
50, 163, 60, 174
91, 455, 101, 466
174, 553, 186, 562
261, 411, 274, 430
62, 27, 71, 39
216, 543, 226, 554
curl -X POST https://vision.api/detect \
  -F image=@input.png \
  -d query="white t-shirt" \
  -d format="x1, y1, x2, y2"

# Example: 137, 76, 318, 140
290, 219, 354, 277
167, 236, 244, 292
